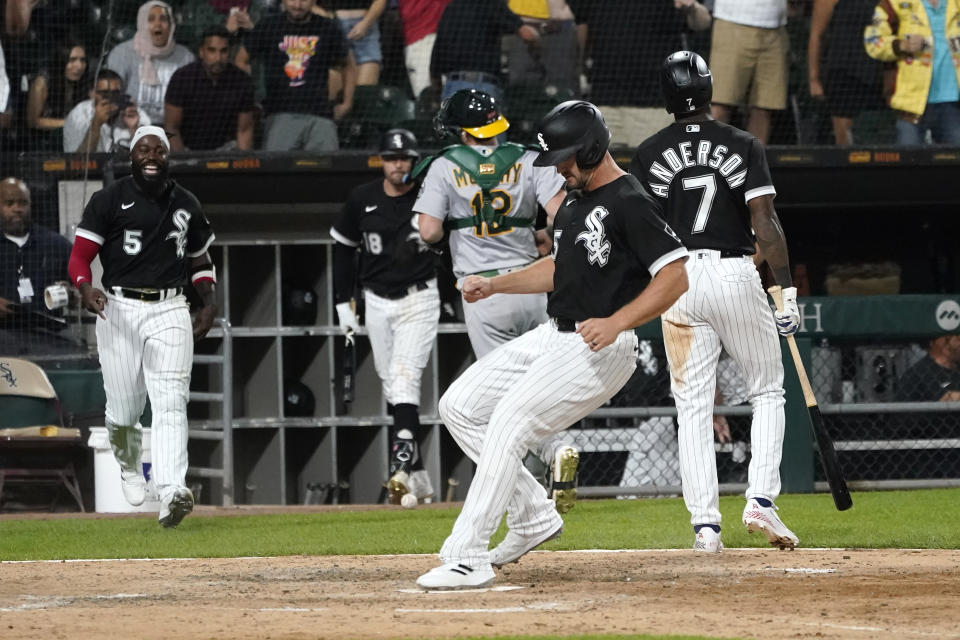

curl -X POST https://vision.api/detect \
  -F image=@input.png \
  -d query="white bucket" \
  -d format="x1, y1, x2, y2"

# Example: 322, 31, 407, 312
87, 426, 161, 513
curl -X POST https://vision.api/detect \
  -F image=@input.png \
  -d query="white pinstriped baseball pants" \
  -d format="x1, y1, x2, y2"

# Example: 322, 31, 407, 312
364, 281, 440, 406
437, 321, 638, 566
461, 290, 574, 464
96, 293, 193, 501
662, 251, 785, 526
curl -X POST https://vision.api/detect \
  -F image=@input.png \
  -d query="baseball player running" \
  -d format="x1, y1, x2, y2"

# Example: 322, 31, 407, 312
68, 125, 217, 528
416, 101, 689, 590
630, 51, 801, 551
331, 128, 439, 505
413, 89, 580, 513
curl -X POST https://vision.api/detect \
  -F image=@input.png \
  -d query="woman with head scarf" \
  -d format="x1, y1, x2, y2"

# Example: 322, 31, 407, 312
106, 0, 195, 126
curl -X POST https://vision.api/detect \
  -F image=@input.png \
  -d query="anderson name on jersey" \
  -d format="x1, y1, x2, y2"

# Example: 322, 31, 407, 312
630, 121, 776, 254
548, 174, 687, 322
76, 176, 215, 289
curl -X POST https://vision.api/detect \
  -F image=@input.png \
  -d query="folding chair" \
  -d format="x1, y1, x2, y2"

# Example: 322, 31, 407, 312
0, 357, 85, 511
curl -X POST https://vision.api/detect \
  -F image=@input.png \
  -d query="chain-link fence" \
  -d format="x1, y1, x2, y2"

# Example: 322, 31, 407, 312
569, 332, 960, 499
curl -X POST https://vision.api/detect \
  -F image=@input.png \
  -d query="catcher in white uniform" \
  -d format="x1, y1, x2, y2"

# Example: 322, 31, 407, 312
416, 100, 689, 590
68, 126, 217, 528
331, 129, 439, 504
631, 52, 801, 551
414, 89, 580, 512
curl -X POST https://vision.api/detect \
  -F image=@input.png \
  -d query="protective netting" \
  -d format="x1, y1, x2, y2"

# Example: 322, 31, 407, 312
0, 0, 936, 156
571, 336, 960, 497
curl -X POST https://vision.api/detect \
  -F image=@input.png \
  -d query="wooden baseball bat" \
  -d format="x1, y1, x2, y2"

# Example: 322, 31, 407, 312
769, 285, 853, 511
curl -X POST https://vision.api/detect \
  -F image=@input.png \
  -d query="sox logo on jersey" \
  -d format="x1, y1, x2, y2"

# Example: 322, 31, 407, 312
576, 206, 611, 266
166, 209, 191, 258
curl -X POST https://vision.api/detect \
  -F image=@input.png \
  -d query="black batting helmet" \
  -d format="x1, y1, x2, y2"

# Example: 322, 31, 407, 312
379, 128, 419, 159
661, 50, 713, 114
532, 100, 610, 169
433, 89, 510, 141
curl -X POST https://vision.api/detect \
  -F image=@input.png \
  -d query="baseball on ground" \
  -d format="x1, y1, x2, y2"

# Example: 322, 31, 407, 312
401, 493, 418, 509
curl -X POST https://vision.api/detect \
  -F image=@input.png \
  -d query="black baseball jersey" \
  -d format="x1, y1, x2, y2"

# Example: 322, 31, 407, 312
547, 174, 687, 321
76, 176, 215, 288
331, 179, 436, 294
630, 120, 776, 254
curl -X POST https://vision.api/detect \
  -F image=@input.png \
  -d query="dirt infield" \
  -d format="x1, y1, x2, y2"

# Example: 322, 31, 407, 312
2, 545, 959, 639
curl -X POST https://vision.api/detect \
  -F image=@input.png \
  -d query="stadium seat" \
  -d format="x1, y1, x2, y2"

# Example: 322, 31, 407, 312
0, 358, 85, 512
503, 84, 577, 144
339, 85, 417, 149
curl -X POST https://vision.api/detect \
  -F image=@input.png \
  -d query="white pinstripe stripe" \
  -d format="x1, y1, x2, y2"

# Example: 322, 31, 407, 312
436, 323, 637, 565
664, 254, 785, 527
97, 293, 193, 502
364, 286, 440, 405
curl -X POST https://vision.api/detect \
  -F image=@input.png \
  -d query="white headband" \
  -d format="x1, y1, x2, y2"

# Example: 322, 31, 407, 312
130, 125, 170, 151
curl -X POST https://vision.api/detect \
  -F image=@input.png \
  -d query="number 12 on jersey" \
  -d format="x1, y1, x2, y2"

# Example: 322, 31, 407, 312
682, 174, 717, 234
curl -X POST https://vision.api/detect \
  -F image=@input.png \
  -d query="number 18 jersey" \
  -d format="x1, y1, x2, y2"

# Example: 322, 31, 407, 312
630, 120, 775, 254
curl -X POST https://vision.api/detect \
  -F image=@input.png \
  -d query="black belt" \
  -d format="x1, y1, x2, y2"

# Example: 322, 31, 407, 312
720, 249, 749, 258
446, 70, 500, 85
114, 287, 183, 302
369, 281, 430, 300
553, 317, 577, 332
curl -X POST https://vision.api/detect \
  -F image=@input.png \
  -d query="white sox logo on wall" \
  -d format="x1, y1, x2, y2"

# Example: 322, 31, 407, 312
166, 209, 191, 258
0, 362, 16, 388
576, 206, 612, 266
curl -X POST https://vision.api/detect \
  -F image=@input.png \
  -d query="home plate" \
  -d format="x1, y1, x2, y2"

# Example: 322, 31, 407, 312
765, 568, 837, 574
397, 585, 525, 594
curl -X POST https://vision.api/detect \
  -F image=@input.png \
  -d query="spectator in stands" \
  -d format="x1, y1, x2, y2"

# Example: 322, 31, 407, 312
26, 39, 91, 151
429, 0, 539, 101
0, 177, 74, 356
568, 0, 711, 147
106, 0, 195, 127
808, 0, 886, 145
63, 68, 150, 153
231, 0, 356, 151
505, 0, 579, 95
327, 0, 386, 87
164, 26, 256, 151
397, 0, 451, 98
897, 336, 960, 403
864, 0, 960, 145
709, 0, 790, 144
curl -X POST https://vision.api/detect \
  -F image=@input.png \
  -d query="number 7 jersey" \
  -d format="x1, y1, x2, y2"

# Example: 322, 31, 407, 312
629, 120, 775, 253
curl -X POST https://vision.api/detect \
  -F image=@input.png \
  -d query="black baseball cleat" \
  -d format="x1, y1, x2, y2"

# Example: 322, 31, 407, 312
387, 438, 419, 504
159, 487, 194, 528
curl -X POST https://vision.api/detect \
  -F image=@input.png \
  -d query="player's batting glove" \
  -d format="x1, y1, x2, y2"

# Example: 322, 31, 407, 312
335, 302, 360, 335
774, 286, 800, 336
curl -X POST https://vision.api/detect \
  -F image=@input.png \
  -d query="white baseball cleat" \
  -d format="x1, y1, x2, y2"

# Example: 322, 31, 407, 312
119, 467, 147, 507
406, 470, 434, 502
742, 498, 799, 549
159, 487, 194, 529
692, 527, 723, 553
490, 523, 563, 568
416, 563, 496, 590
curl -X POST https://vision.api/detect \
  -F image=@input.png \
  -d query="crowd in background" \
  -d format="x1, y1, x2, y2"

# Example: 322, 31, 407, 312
1, 0, 959, 153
